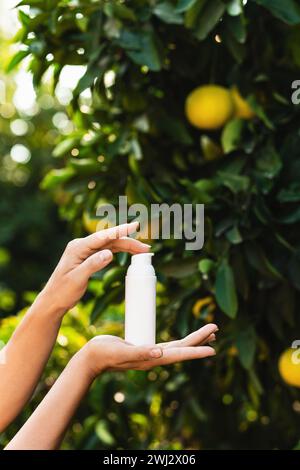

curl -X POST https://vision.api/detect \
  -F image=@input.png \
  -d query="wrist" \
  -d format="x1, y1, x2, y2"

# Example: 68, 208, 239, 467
68, 347, 96, 385
77, 341, 106, 381
30, 289, 66, 322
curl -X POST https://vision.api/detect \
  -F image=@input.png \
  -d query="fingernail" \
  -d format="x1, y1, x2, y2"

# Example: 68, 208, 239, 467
100, 250, 111, 261
150, 348, 162, 358
142, 243, 151, 248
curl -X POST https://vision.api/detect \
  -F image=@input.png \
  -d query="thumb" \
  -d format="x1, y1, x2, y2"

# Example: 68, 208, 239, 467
76, 249, 113, 279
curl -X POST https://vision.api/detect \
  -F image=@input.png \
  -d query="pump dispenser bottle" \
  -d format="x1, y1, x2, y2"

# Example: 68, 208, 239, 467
125, 253, 156, 346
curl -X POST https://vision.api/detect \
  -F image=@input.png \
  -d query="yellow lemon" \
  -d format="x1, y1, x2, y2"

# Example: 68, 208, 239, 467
231, 86, 255, 119
185, 85, 234, 130
278, 348, 300, 388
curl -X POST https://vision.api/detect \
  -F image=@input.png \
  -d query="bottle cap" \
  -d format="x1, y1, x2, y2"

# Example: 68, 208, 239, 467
127, 253, 155, 277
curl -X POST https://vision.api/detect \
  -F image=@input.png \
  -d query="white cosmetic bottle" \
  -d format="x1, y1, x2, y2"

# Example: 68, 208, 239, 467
125, 253, 156, 346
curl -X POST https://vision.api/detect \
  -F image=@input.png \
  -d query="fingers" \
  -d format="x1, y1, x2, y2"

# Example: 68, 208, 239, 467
76, 249, 113, 278
84, 222, 139, 252
65, 223, 151, 263
124, 345, 216, 370
162, 324, 218, 349
65, 222, 140, 259
204, 333, 216, 344
155, 345, 216, 366
179, 324, 218, 347
109, 237, 150, 254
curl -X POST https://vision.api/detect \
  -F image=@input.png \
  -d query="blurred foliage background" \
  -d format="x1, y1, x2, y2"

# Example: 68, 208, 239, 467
2, 0, 300, 450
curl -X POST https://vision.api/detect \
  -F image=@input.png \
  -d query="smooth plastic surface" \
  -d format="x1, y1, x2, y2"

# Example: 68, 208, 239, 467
125, 253, 156, 346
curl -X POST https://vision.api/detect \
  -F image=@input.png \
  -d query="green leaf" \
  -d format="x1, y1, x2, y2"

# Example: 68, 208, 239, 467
176, 0, 198, 13
40, 168, 75, 190
74, 65, 100, 96
198, 259, 215, 274
184, 0, 206, 28
277, 183, 300, 203
18, 9, 31, 26
160, 258, 198, 279
184, 0, 207, 29
182, 177, 214, 202
73, 45, 106, 96
116, 252, 129, 266
104, 2, 137, 22
223, 31, 246, 63
248, 368, 264, 394
102, 266, 126, 290
95, 420, 115, 446
255, 143, 282, 179
215, 260, 238, 318
194, 178, 217, 192
226, 15, 247, 43
53, 138, 78, 158
130, 413, 148, 427
247, 95, 274, 129
253, 0, 300, 25
215, 217, 235, 237
245, 243, 283, 280
236, 326, 256, 369
221, 118, 244, 154
158, 110, 193, 145
90, 285, 123, 323
165, 373, 188, 391
226, 226, 242, 244
130, 138, 143, 160
70, 158, 101, 175
16, 0, 44, 5
226, 0, 243, 16
279, 207, 300, 224
217, 171, 250, 193
153, 2, 184, 24
189, 398, 207, 421
194, 0, 226, 40
117, 30, 163, 71
6, 50, 30, 72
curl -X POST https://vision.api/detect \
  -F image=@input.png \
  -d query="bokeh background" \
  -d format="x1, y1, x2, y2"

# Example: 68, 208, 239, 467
1, 0, 300, 450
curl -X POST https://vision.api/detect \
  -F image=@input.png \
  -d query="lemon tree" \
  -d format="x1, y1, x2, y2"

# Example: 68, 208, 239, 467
7, 0, 300, 451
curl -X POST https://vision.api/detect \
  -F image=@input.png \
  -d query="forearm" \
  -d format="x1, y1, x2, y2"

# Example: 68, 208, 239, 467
0, 224, 147, 437
0, 291, 65, 431
5, 350, 93, 450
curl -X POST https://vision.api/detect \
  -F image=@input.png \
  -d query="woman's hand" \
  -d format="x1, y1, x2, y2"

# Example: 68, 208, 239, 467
82, 323, 218, 379
0, 221, 150, 433
41, 222, 149, 314
4, 324, 218, 450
